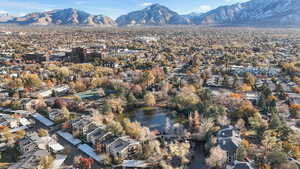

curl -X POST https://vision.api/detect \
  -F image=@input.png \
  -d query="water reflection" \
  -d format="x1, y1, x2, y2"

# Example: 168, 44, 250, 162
127, 107, 175, 131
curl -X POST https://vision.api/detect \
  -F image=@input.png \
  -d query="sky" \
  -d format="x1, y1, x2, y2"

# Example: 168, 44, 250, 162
0, 0, 249, 19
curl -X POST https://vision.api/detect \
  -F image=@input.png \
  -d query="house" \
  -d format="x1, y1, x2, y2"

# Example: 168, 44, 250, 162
48, 142, 64, 153
120, 160, 153, 169
18, 132, 40, 154
82, 123, 99, 140
31, 89, 52, 98
107, 136, 140, 160
48, 109, 64, 122
0, 114, 18, 128
226, 161, 253, 169
99, 133, 119, 152
0, 114, 10, 127
71, 117, 92, 135
87, 127, 110, 145
244, 92, 260, 105
52, 85, 70, 96
22, 53, 49, 63
217, 126, 242, 165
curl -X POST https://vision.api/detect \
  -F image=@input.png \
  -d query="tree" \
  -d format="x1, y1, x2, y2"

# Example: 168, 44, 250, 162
262, 130, 282, 151
168, 141, 191, 166
38, 128, 48, 137
80, 158, 94, 169
72, 80, 87, 92
235, 118, 246, 132
73, 155, 82, 167
57, 67, 71, 82
194, 111, 201, 130
143, 140, 162, 158
249, 113, 268, 131
39, 155, 54, 169
266, 151, 288, 168
104, 98, 125, 114
101, 153, 112, 166
195, 118, 215, 141
238, 83, 252, 92
21, 73, 42, 90
244, 72, 256, 88
62, 106, 70, 120
15, 129, 26, 139
206, 146, 227, 169
217, 114, 230, 127
107, 121, 124, 136
290, 104, 300, 119
141, 71, 155, 89
173, 92, 199, 113
123, 119, 148, 141
270, 113, 282, 129
291, 86, 300, 94
236, 145, 248, 161
144, 92, 156, 106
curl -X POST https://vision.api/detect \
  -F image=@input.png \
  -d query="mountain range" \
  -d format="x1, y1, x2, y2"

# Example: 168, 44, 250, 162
0, 13, 13, 22
116, 4, 191, 26
1, 0, 300, 27
5, 8, 115, 26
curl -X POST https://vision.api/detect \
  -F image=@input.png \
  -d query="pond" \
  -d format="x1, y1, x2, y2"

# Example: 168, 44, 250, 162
127, 107, 180, 132
75, 90, 100, 100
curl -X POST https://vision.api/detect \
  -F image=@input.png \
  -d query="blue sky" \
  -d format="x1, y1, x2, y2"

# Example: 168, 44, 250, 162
0, 0, 249, 19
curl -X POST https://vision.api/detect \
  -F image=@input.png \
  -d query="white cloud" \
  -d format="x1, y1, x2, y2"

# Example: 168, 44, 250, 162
0, 10, 8, 14
198, 5, 212, 13
75, 1, 87, 5
141, 2, 153, 7
224, 0, 249, 3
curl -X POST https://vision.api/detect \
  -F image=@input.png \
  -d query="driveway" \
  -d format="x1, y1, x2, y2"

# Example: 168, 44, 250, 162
189, 142, 209, 169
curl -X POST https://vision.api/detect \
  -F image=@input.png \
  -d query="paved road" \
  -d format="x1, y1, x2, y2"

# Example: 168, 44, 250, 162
189, 142, 209, 169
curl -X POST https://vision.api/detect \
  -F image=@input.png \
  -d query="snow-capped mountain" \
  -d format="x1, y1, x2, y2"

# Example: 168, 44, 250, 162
6, 8, 116, 26
116, 4, 191, 26
192, 0, 300, 25
0, 13, 14, 22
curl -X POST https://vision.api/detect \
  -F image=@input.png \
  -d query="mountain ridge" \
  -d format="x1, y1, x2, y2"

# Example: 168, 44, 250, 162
1, 0, 300, 27
4, 8, 116, 26
116, 4, 191, 26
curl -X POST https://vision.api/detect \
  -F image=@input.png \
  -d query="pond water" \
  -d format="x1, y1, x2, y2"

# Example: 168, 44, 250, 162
127, 107, 177, 132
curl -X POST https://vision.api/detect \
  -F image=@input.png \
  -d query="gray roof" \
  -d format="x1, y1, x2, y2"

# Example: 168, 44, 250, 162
109, 137, 139, 152
232, 162, 253, 169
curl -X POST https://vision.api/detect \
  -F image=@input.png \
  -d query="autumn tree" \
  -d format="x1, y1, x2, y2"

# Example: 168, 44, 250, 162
143, 140, 162, 158
38, 128, 48, 137
244, 72, 256, 88
206, 146, 227, 169
62, 106, 70, 120
173, 92, 200, 113
104, 98, 125, 114
144, 92, 156, 106
39, 155, 54, 169
21, 73, 42, 90
236, 144, 248, 161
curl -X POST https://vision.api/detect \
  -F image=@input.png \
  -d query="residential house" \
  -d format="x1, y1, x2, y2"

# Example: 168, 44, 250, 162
0, 114, 18, 128
82, 123, 98, 141
107, 136, 140, 160
217, 126, 242, 166
226, 161, 253, 169
48, 109, 64, 122
18, 132, 40, 154
71, 117, 92, 136
120, 160, 153, 169
87, 126, 110, 146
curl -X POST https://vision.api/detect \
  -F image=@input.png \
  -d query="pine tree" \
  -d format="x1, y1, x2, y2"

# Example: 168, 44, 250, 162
194, 111, 200, 130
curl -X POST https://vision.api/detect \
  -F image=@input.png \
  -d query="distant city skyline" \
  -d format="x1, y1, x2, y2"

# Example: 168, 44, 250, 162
0, 0, 249, 19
